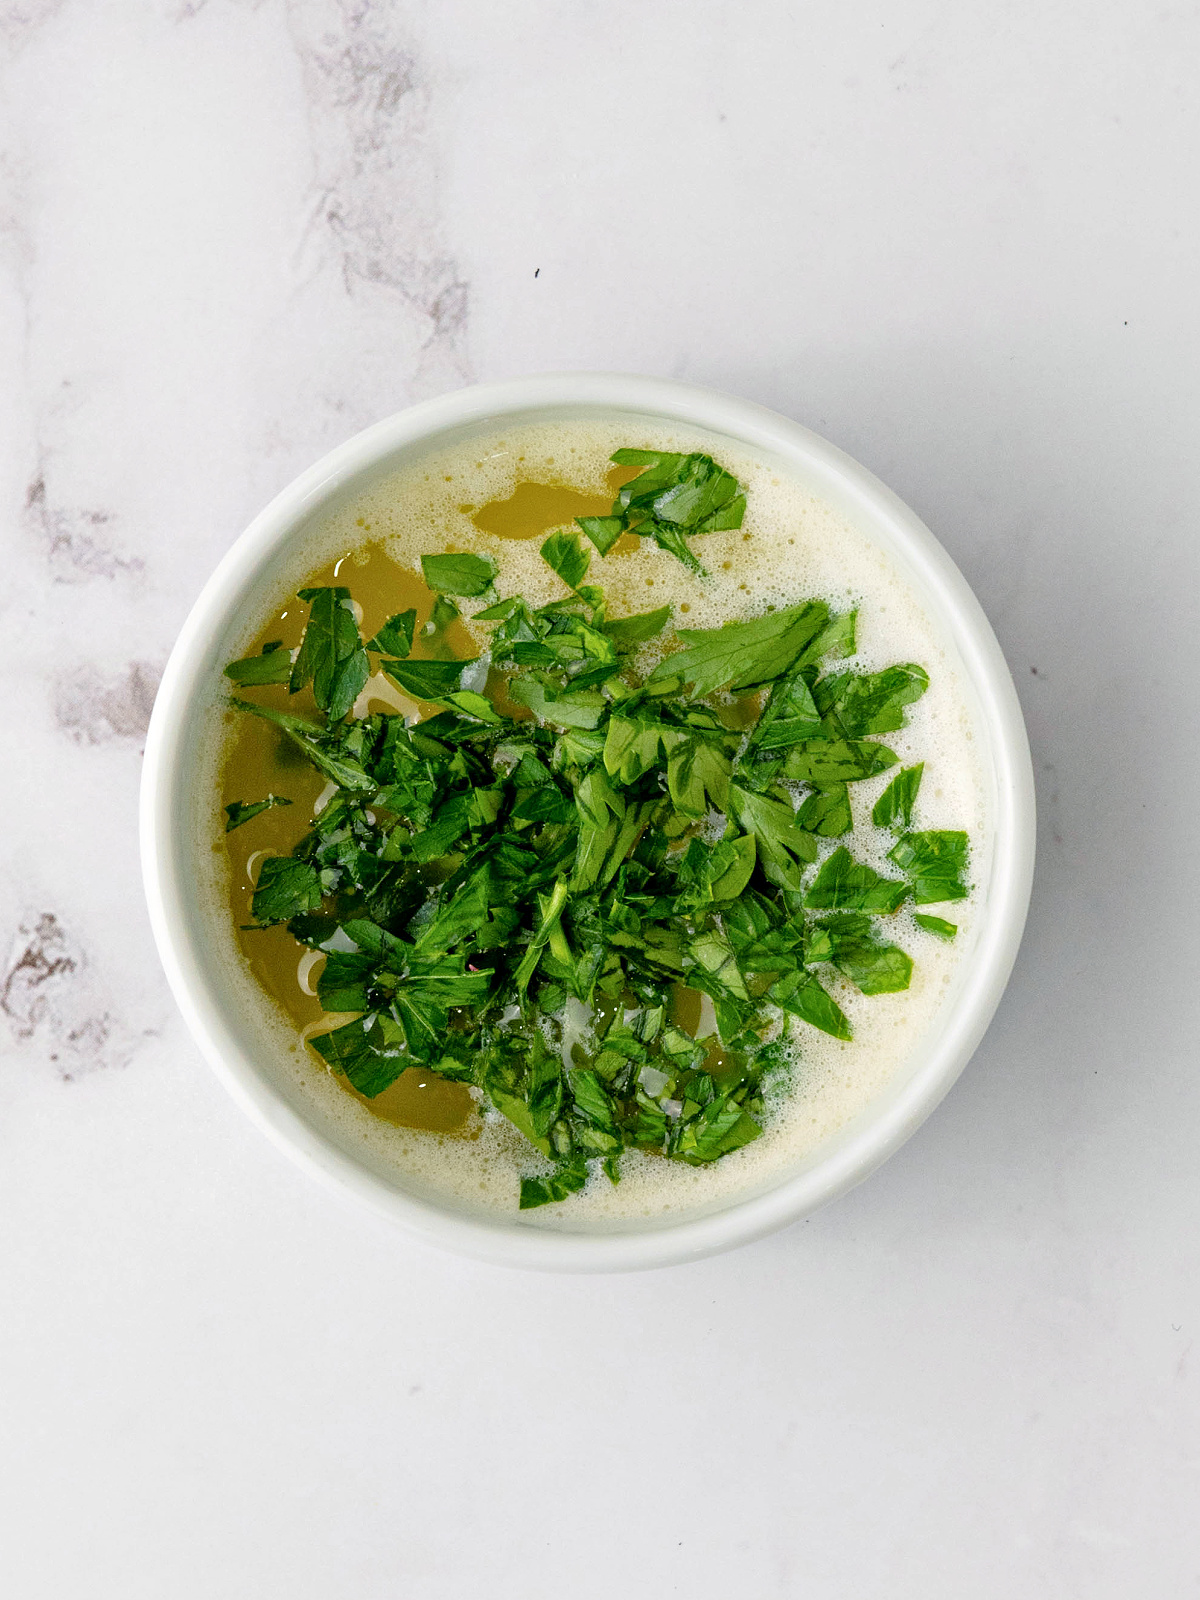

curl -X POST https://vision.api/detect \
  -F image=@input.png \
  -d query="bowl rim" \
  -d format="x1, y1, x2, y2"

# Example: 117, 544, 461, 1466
140, 373, 1035, 1273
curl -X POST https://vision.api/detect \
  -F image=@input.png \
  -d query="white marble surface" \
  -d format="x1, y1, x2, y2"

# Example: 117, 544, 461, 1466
2, 2, 1198, 1594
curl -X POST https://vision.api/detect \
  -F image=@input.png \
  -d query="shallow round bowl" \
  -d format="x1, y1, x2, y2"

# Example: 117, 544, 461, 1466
140, 374, 1035, 1272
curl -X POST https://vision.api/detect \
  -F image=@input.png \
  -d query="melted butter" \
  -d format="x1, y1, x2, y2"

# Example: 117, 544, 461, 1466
346, 1066, 476, 1133
470, 465, 642, 555
669, 983, 703, 1036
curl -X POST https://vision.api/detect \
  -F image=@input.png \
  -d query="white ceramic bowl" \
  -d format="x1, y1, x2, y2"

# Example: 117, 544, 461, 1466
141, 374, 1035, 1272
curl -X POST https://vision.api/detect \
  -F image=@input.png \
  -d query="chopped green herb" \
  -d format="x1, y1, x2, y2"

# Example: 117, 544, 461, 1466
290, 587, 369, 721
224, 795, 293, 832
250, 857, 324, 924
420, 552, 497, 597
603, 605, 672, 649
382, 657, 477, 702
815, 912, 914, 995
649, 602, 830, 699
796, 784, 852, 837
224, 640, 293, 686
578, 450, 746, 571
804, 847, 908, 913
520, 1159, 589, 1209
913, 913, 958, 939
888, 830, 970, 904
366, 610, 417, 658
815, 664, 929, 736
540, 529, 592, 592
872, 763, 924, 831
223, 443, 972, 1207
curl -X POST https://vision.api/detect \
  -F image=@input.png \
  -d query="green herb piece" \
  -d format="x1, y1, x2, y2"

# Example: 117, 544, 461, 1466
781, 736, 898, 784
288, 587, 370, 722
441, 690, 502, 723
421, 552, 497, 596
816, 913, 913, 995
309, 1013, 408, 1098
232, 701, 376, 792
251, 857, 324, 924
604, 605, 672, 649
804, 847, 908, 913
382, 657, 477, 702
673, 1095, 762, 1163
914, 913, 958, 939
888, 831, 970, 904
427, 595, 461, 633
520, 1158, 589, 1209
224, 795, 293, 832
540, 529, 591, 591
750, 667, 824, 749
815, 664, 930, 736
366, 611, 417, 658
577, 450, 745, 571
769, 968, 853, 1040
800, 609, 858, 666
508, 677, 607, 729
575, 516, 626, 556
315, 950, 376, 1014
796, 784, 852, 837
513, 878, 571, 996
872, 763, 924, 831
224, 641, 293, 686
705, 833, 757, 903
648, 601, 830, 699
729, 785, 818, 892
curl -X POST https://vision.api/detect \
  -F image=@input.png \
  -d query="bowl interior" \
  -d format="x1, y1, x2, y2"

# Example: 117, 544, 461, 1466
143, 382, 1033, 1270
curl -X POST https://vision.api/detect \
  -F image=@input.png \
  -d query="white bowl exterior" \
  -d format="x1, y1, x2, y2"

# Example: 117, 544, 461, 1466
140, 374, 1035, 1272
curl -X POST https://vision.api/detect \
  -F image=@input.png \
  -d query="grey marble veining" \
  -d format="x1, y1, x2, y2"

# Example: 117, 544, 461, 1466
2, 4, 1198, 1597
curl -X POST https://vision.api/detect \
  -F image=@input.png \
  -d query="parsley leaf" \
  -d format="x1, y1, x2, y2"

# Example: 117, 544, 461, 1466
289, 587, 370, 722
251, 857, 324, 924
604, 605, 672, 649
224, 641, 292, 686
888, 831, 970, 904
540, 529, 591, 591
750, 666, 824, 749
804, 847, 908, 913
816, 912, 913, 995
309, 1013, 408, 1097
520, 1158, 589, 1209
420, 552, 497, 596
796, 784, 852, 837
577, 450, 745, 571
729, 785, 818, 891
648, 601, 829, 698
815, 664, 929, 736
233, 701, 376, 792
769, 968, 853, 1040
382, 657, 477, 702
872, 763, 923, 831
781, 736, 897, 784
509, 677, 607, 730
224, 795, 293, 832
366, 610, 417, 658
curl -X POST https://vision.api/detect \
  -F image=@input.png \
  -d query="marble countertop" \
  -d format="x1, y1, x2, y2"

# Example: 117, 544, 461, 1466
2, 3, 1197, 1595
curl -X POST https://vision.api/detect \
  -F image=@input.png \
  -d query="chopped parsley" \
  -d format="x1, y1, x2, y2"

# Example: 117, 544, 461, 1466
577, 449, 746, 571
224, 450, 971, 1208
224, 794, 293, 832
